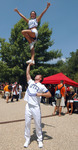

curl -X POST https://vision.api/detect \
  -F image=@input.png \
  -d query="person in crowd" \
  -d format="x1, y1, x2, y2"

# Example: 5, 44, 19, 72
1, 83, 5, 91
41, 96, 45, 104
19, 84, 22, 99
48, 85, 52, 105
53, 80, 66, 116
51, 85, 55, 106
65, 86, 70, 106
24, 63, 51, 148
11, 82, 19, 102
66, 86, 77, 115
4, 83, 11, 103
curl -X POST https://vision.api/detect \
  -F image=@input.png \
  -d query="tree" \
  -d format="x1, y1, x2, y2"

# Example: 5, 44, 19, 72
66, 49, 78, 81
0, 19, 62, 85
56, 49, 78, 83
0, 61, 11, 82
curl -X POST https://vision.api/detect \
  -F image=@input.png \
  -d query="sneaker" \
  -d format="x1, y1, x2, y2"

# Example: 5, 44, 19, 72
38, 141, 43, 148
30, 42, 35, 50
24, 140, 30, 148
26, 59, 35, 64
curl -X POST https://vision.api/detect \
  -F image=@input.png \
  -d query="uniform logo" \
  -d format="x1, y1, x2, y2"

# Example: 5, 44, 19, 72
27, 84, 39, 96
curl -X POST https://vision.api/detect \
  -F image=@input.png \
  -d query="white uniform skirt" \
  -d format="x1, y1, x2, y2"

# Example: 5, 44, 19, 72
31, 28, 38, 38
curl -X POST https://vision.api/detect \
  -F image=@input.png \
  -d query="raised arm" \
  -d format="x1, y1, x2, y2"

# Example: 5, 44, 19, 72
14, 8, 29, 23
26, 64, 32, 82
37, 2, 51, 22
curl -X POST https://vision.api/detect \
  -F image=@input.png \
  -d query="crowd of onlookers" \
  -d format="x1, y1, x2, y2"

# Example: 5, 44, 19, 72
0, 82, 22, 103
41, 81, 78, 116
0, 81, 78, 116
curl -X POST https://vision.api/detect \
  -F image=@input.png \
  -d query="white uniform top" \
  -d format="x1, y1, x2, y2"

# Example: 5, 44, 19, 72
28, 19, 38, 29
24, 79, 48, 106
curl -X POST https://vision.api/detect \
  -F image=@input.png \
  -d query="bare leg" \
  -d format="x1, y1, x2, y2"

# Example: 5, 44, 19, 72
52, 106, 57, 115
26, 47, 35, 64
31, 47, 35, 61
66, 102, 69, 114
22, 30, 36, 63
59, 106, 62, 116
6, 96, 9, 103
70, 103, 73, 115
21, 30, 35, 44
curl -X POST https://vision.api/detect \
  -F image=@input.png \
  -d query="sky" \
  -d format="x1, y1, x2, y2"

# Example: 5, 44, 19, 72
0, 0, 78, 62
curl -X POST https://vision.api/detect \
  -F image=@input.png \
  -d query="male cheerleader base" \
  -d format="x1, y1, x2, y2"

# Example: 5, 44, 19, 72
24, 63, 51, 148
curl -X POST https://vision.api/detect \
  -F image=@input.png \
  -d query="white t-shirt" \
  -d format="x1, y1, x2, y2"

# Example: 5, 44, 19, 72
24, 79, 48, 106
12, 85, 18, 95
19, 85, 22, 92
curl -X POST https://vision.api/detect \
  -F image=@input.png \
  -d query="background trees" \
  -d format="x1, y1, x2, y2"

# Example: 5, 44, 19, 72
55, 49, 78, 83
0, 18, 78, 87
65, 50, 78, 82
0, 19, 62, 86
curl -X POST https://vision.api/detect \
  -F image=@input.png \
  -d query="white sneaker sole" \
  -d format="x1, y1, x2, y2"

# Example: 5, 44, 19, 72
26, 59, 35, 64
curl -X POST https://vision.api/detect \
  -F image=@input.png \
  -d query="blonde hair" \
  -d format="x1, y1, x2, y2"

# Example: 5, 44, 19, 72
70, 86, 74, 92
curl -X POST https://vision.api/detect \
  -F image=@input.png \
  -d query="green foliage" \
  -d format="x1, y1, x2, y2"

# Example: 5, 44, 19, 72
74, 73, 78, 83
56, 49, 78, 83
66, 49, 78, 81
0, 19, 62, 85
0, 61, 11, 82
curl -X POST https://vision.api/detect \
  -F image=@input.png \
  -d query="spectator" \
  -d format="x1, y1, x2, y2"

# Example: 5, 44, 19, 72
11, 82, 19, 102
65, 86, 70, 106
4, 83, 11, 103
66, 86, 77, 115
53, 80, 66, 116
41, 96, 45, 104
48, 85, 52, 105
19, 84, 22, 99
51, 85, 55, 106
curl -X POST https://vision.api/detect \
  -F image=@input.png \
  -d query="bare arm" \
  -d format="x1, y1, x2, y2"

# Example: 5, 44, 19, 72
72, 93, 77, 98
26, 64, 31, 82
37, 91, 52, 98
37, 2, 51, 22
14, 8, 29, 23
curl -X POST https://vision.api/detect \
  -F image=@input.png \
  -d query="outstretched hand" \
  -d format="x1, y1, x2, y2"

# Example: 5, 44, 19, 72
47, 2, 51, 8
14, 8, 19, 13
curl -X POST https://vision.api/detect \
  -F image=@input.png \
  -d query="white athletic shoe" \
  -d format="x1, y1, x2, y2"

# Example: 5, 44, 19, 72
24, 140, 30, 148
38, 141, 43, 148
26, 59, 35, 64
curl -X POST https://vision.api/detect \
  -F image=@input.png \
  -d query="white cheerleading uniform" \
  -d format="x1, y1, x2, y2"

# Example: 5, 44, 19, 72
28, 19, 38, 39
28, 19, 38, 29
24, 79, 48, 142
